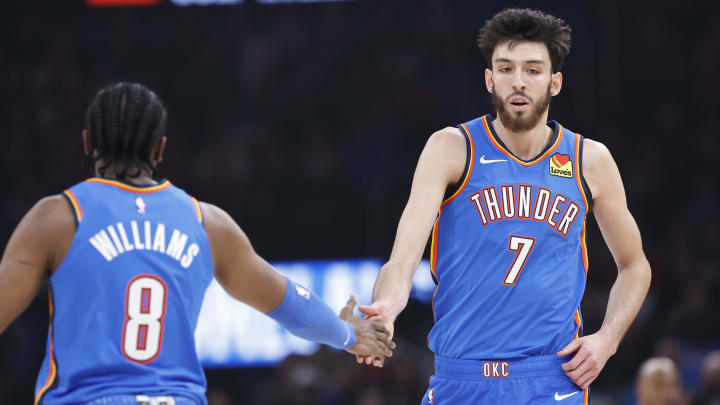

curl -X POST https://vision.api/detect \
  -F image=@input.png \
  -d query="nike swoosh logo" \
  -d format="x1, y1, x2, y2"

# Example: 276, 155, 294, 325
554, 391, 580, 401
479, 155, 508, 164
342, 323, 351, 346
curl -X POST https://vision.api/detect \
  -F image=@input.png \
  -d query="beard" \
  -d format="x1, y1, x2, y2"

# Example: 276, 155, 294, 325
491, 82, 552, 132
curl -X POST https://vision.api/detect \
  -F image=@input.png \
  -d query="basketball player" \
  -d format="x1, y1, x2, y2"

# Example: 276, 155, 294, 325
0, 82, 394, 405
357, 9, 651, 404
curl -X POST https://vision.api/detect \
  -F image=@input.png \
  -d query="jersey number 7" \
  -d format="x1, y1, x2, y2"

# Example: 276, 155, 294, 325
503, 235, 535, 286
122, 274, 168, 363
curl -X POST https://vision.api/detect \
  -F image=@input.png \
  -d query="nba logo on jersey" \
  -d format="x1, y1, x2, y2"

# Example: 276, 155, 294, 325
136, 197, 147, 214
549, 152, 573, 178
295, 284, 311, 300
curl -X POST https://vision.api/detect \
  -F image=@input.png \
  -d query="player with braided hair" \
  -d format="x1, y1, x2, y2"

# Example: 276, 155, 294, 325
0, 82, 394, 405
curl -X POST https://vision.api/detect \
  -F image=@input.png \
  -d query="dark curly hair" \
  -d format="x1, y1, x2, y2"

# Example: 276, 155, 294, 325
477, 8, 572, 73
83, 82, 167, 180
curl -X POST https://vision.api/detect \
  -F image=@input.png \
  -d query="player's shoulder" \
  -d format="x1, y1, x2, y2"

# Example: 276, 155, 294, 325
197, 201, 231, 227
428, 126, 465, 146
581, 137, 613, 172
581, 138, 620, 200
424, 126, 467, 160
19, 194, 77, 267
196, 201, 253, 267
31, 194, 76, 223
419, 127, 468, 185
196, 201, 246, 240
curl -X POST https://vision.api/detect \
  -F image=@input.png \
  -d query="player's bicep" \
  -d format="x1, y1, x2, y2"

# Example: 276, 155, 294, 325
201, 202, 287, 313
388, 128, 466, 268
0, 196, 71, 333
595, 197, 645, 269
584, 141, 646, 269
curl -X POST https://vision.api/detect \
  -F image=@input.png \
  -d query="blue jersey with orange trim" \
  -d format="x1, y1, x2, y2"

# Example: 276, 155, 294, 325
428, 114, 591, 360
34, 178, 213, 405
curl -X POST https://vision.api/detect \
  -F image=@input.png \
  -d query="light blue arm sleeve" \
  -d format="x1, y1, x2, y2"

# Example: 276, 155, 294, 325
267, 277, 356, 350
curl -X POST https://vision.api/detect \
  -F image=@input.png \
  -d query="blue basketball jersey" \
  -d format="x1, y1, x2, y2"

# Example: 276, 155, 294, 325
34, 178, 214, 405
428, 114, 591, 360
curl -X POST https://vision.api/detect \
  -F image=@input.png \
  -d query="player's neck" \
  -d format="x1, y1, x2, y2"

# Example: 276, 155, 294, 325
94, 162, 158, 186
492, 112, 553, 161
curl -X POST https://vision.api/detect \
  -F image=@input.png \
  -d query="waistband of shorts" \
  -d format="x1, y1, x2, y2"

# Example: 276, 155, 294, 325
434, 354, 568, 379
83, 394, 199, 405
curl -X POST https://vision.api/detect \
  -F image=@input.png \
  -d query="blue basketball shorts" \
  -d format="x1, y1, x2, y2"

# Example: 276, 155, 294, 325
421, 355, 590, 404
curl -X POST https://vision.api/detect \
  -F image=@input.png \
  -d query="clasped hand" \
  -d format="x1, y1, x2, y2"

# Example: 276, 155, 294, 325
339, 295, 396, 366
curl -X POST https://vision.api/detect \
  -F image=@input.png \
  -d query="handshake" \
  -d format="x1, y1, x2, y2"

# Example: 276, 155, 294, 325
338, 295, 395, 367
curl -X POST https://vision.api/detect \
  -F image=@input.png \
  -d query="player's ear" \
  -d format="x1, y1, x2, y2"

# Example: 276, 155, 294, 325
151, 136, 167, 164
551, 71, 563, 96
82, 129, 91, 154
485, 68, 494, 94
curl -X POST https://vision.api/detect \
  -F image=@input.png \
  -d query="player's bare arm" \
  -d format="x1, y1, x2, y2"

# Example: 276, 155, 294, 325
0, 195, 75, 334
358, 127, 466, 365
200, 201, 395, 360
558, 139, 652, 389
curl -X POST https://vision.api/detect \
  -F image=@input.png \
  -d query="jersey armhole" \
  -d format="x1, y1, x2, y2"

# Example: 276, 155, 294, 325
442, 125, 472, 201
61, 190, 82, 229
190, 196, 204, 227
577, 135, 594, 212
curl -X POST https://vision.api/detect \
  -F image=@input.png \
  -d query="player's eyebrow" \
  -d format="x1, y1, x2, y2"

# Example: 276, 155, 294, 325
494, 58, 546, 65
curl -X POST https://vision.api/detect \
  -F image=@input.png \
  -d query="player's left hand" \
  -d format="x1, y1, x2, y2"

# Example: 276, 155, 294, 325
557, 332, 617, 390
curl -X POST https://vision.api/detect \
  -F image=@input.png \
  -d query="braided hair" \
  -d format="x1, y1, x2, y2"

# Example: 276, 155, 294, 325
83, 82, 167, 180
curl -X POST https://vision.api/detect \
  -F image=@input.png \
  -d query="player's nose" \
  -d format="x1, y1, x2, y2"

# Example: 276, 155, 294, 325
511, 70, 526, 90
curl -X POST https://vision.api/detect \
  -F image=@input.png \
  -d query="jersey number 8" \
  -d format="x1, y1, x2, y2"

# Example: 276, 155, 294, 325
122, 274, 168, 363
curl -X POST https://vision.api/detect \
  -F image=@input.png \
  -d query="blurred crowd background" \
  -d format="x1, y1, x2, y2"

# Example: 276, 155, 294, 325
1, 0, 719, 404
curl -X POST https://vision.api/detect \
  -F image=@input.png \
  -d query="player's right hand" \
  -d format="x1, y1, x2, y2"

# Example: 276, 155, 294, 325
339, 294, 396, 365
356, 301, 395, 367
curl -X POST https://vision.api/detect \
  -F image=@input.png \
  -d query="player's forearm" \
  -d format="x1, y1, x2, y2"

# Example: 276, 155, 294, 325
267, 277, 355, 349
598, 258, 651, 352
372, 261, 416, 322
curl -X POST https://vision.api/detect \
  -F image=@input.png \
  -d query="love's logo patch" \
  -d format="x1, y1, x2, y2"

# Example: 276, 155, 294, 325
549, 153, 573, 178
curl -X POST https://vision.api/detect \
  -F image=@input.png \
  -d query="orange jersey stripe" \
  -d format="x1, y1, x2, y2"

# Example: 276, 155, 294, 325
430, 211, 441, 279
584, 387, 589, 404
573, 309, 581, 339
580, 225, 589, 273
85, 178, 172, 193
573, 135, 589, 212
34, 291, 57, 405
430, 222, 440, 325
441, 125, 475, 207
190, 197, 203, 223
573, 135, 590, 273
481, 115, 563, 167
63, 190, 83, 222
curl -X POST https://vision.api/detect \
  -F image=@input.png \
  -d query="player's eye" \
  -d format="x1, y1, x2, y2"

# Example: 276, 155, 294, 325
499, 67, 512, 73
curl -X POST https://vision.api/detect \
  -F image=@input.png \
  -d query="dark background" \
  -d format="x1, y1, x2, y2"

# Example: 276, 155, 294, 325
1, 0, 719, 404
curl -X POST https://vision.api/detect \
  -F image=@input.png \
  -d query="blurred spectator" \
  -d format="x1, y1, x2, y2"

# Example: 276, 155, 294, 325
692, 351, 720, 405
206, 388, 233, 405
636, 357, 685, 405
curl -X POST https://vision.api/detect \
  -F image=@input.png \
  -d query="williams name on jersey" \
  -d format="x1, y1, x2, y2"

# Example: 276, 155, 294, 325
88, 220, 201, 268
